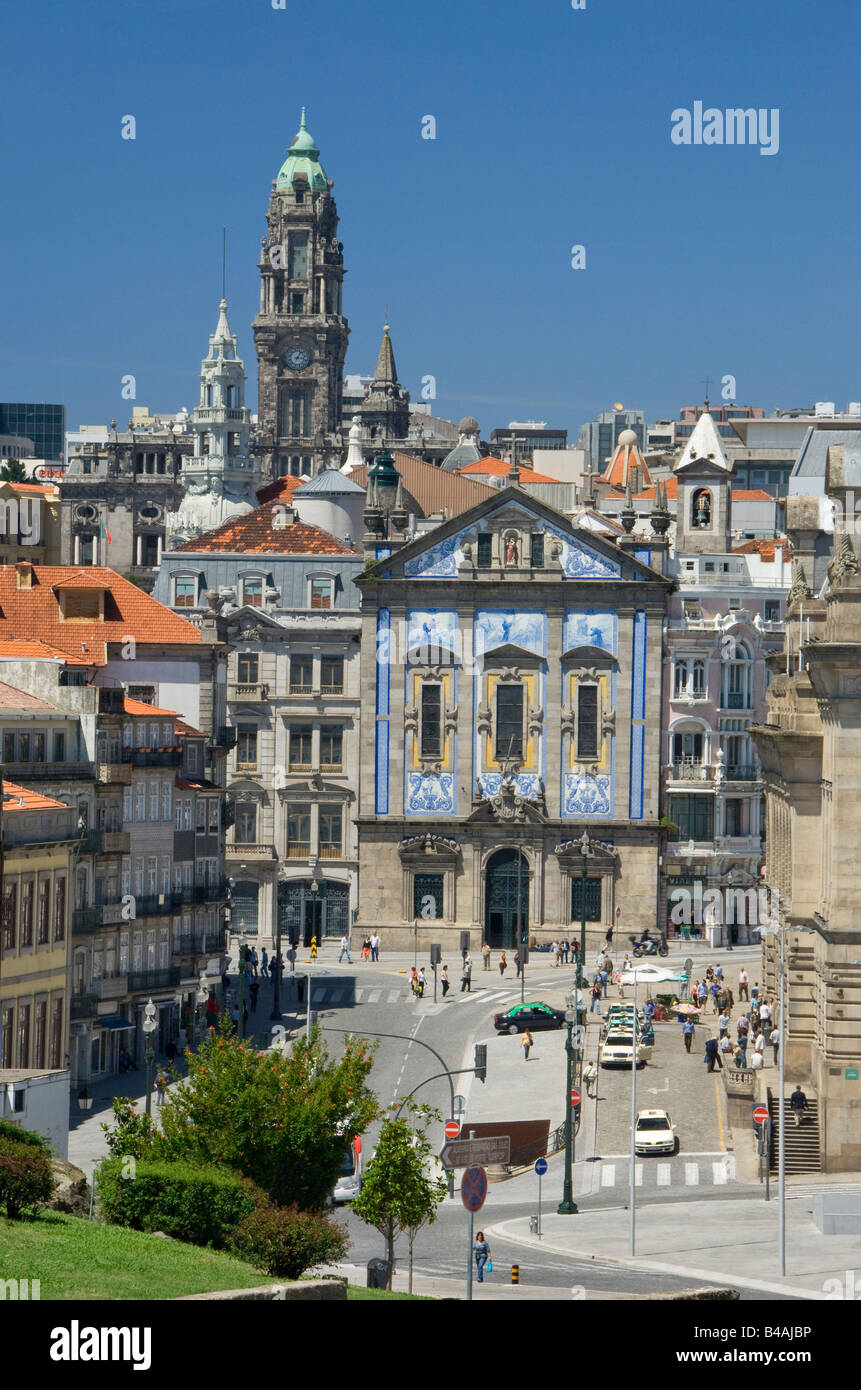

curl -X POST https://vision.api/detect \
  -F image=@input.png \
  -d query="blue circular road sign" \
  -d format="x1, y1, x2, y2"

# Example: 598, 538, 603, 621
461, 1165, 488, 1212
534, 1157, 548, 1176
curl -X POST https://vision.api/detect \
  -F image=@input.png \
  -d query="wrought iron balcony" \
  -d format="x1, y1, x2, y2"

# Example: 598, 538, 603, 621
725, 764, 760, 781
128, 967, 181, 993
669, 761, 712, 782
129, 747, 183, 768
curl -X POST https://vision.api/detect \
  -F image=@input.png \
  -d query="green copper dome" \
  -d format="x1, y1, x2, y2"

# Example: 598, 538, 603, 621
369, 449, 399, 487
276, 108, 329, 192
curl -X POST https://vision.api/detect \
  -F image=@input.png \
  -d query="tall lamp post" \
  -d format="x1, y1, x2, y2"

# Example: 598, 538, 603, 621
558, 992, 581, 1214
270, 869, 287, 1021
195, 974, 208, 1049
237, 926, 247, 1039
142, 999, 157, 1117
576, 830, 592, 989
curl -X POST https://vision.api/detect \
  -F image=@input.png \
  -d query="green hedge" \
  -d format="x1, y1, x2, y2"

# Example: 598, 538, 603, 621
228, 1204, 348, 1280
97, 1159, 260, 1248
0, 1119, 51, 1153
0, 1135, 55, 1218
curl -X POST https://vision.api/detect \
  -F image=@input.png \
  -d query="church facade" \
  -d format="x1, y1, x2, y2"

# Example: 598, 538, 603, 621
354, 484, 671, 950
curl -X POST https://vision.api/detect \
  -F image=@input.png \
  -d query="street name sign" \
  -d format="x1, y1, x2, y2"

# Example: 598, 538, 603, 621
440, 1135, 511, 1170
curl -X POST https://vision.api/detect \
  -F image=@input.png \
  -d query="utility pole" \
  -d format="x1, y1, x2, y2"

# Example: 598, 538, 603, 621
557, 989, 580, 1214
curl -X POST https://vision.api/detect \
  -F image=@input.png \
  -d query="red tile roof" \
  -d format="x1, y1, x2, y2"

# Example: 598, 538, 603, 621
124, 697, 179, 718
732, 489, 775, 502
0, 566, 201, 664
173, 499, 358, 555
254, 475, 304, 506
0, 680, 55, 711
0, 638, 92, 664
732, 538, 789, 560
458, 456, 560, 484
7, 482, 55, 496
606, 476, 678, 501
175, 718, 205, 738
2, 778, 68, 812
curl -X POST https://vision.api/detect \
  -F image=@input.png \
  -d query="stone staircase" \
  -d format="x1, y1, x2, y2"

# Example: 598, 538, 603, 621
767, 1091, 821, 1174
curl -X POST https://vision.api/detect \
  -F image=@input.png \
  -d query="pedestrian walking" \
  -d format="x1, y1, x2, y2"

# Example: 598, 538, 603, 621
696, 980, 708, 1012
338, 934, 352, 964
738, 1036, 748, 1067
552, 939, 561, 967
410, 967, 419, 996
474, 1232, 491, 1282
682, 1018, 695, 1053
589, 981, 602, 1015
521, 1028, 534, 1062
790, 1086, 807, 1127
514, 948, 522, 978
605, 924, 614, 947
584, 1060, 598, 1098
704, 1036, 722, 1073
361, 936, 372, 962
770, 1026, 780, 1066
221, 969, 230, 1001
738, 968, 749, 1002
499, 950, 507, 977
759, 999, 771, 1032
718, 1010, 729, 1036
561, 938, 570, 964
719, 1032, 733, 1058
441, 965, 450, 998
481, 940, 491, 971
710, 982, 721, 1015
417, 967, 427, 999
205, 991, 218, 1027
250, 948, 259, 977
460, 951, 472, 993
260, 948, 269, 978
249, 979, 260, 1012
715, 963, 723, 983
371, 932, 381, 962
155, 1070, 168, 1105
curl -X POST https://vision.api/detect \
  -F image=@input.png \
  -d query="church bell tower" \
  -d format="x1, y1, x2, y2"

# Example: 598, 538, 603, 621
253, 109, 349, 480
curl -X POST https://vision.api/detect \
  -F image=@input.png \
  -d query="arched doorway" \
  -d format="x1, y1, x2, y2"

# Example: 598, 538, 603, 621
484, 849, 529, 949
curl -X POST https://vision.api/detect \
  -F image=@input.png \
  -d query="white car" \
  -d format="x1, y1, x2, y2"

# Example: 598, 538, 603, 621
599, 1029, 652, 1068
634, 1109, 677, 1156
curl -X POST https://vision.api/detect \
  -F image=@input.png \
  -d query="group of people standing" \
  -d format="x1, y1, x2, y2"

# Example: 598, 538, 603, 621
684, 965, 780, 1072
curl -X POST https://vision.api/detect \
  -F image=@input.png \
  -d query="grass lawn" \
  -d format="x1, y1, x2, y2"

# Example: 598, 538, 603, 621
346, 1286, 433, 1300
0, 1211, 274, 1300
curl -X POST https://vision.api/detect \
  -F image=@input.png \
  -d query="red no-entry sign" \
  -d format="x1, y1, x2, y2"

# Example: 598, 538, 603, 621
570, 1087, 581, 1107
753, 1106, 769, 1125
444, 1119, 460, 1140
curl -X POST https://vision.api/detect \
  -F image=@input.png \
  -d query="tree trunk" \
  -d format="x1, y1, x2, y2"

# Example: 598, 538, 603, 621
386, 1226, 395, 1291
408, 1232, 414, 1294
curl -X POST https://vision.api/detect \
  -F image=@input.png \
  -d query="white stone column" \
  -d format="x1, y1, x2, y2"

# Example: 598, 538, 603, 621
73, 534, 80, 564
156, 536, 163, 566
136, 535, 143, 566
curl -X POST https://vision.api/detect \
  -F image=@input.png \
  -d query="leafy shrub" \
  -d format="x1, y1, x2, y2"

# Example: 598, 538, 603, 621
0, 1136, 55, 1218
228, 1204, 348, 1280
100, 1097, 157, 1161
97, 1158, 261, 1248
0, 1119, 51, 1153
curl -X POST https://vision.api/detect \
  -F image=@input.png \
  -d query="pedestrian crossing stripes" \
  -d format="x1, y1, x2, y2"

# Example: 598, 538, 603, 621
588, 1155, 735, 1192
307, 984, 520, 1007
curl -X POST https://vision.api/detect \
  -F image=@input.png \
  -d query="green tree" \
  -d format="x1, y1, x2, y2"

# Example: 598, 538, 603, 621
353, 1105, 447, 1292
0, 458, 28, 482
147, 1017, 378, 1210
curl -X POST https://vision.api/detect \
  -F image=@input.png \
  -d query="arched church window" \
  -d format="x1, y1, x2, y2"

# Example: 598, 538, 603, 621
692, 489, 712, 528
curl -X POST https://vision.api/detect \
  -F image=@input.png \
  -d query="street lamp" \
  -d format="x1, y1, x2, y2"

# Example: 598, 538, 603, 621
76, 1087, 93, 1112
558, 999, 580, 1214
236, 923, 247, 1039
271, 867, 288, 1021
195, 974, 208, 1048
142, 998, 157, 1117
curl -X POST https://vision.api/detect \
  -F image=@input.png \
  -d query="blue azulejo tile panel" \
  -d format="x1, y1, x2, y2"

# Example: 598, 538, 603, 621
633, 548, 651, 573
474, 609, 546, 657
406, 609, 459, 653
479, 772, 542, 799
628, 608, 647, 819
563, 774, 613, 817
406, 773, 454, 815
403, 528, 476, 578
375, 607, 391, 814
544, 521, 622, 579
563, 610, 618, 654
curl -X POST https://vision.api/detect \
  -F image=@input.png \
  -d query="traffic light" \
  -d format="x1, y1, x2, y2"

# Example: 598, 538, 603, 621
474, 1043, 487, 1084
519, 936, 529, 964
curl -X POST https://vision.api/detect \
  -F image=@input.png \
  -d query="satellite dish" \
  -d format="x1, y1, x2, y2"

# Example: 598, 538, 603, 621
613, 402, 623, 411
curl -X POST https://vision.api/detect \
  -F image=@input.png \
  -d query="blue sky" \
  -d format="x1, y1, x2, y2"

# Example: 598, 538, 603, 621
2, 0, 860, 440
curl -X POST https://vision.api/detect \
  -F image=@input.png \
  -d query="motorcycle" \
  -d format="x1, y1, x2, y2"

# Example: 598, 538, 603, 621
630, 934, 669, 959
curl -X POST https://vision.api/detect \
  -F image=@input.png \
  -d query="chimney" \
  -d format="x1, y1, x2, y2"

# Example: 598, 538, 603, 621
15, 561, 33, 589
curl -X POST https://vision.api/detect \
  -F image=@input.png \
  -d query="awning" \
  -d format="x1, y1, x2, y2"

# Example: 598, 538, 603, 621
96, 1017, 135, 1031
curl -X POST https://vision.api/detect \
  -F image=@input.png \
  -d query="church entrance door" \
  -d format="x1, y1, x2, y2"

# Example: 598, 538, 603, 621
484, 849, 529, 950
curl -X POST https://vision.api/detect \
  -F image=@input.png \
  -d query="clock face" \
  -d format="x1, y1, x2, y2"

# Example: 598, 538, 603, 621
284, 346, 311, 371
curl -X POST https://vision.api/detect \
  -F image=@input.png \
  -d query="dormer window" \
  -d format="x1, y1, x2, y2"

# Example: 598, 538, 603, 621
174, 575, 197, 609
310, 576, 334, 609
242, 576, 263, 607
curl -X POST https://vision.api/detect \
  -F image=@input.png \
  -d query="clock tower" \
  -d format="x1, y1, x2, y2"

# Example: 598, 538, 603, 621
253, 109, 349, 480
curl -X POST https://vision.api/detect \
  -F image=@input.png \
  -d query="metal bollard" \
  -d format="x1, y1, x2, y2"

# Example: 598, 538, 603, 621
529, 1215, 539, 1234
511, 1264, 520, 1284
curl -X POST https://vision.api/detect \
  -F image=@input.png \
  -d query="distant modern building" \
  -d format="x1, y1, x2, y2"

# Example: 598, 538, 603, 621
578, 409, 645, 477
0, 435, 35, 463
0, 404, 65, 463
730, 404, 861, 499
676, 403, 765, 443
491, 422, 567, 466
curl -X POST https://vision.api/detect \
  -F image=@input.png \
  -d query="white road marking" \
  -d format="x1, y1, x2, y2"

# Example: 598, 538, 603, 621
684, 1163, 700, 1185
635, 1164, 644, 1187
601, 1164, 616, 1187
365, 990, 381, 1003
656, 1163, 672, 1186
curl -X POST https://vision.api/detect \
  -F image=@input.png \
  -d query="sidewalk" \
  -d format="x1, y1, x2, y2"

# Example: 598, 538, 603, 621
486, 1191, 861, 1300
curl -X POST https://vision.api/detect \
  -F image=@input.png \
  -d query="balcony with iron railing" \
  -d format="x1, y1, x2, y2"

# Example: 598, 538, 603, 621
225, 842, 277, 859
720, 693, 753, 711
128, 967, 181, 993
211, 727, 237, 750
1, 760, 95, 782
129, 747, 183, 768
91, 975, 129, 1001
725, 764, 761, 781
318, 843, 343, 860
172, 933, 224, 958
668, 761, 713, 783
72, 901, 126, 933
171, 882, 229, 906
228, 684, 270, 702
286, 842, 311, 859
133, 895, 173, 918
